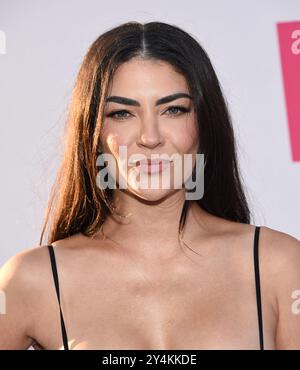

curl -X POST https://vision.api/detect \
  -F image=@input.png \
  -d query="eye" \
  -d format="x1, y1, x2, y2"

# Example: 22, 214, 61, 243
106, 105, 191, 121
106, 109, 132, 121
164, 105, 190, 117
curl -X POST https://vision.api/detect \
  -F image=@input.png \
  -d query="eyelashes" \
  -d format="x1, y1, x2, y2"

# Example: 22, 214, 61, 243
106, 105, 191, 121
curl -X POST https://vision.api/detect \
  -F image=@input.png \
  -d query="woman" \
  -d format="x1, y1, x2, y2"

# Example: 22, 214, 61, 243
0, 21, 299, 350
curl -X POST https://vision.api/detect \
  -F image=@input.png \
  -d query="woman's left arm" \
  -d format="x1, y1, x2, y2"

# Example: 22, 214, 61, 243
269, 230, 300, 349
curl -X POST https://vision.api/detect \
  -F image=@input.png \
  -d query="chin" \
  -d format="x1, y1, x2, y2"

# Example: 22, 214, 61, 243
129, 187, 177, 203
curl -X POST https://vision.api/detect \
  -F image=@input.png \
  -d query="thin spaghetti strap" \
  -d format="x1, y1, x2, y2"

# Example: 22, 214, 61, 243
253, 226, 264, 350
47, 245, 69, 350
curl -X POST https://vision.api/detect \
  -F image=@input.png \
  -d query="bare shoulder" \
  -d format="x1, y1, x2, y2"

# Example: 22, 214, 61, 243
206, 217, 300, 285
258, 226, 300, 349
258, 225, 300, 277
0, 244, 51, 288
0, 244, 56, 318
229, 223, 300, 281
0, 233, 93, 350
220, 218, 300, 264
260, 224, 300, 247
0, 244, 53, 349
257, 225, 300, 302
0, 231, 94, 286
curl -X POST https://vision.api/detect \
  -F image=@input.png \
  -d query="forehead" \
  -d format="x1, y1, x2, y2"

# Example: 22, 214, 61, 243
108, 58, 189, 95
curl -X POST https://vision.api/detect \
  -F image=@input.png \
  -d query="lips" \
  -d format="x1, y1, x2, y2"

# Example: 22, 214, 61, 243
135, 159, 172, 174
136, 159, 167, 166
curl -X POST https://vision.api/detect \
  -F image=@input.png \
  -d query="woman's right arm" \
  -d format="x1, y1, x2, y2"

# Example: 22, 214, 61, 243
0, 250, 36, 349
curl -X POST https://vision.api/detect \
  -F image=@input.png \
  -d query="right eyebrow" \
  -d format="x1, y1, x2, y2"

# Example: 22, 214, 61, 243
105, 92, 193, 107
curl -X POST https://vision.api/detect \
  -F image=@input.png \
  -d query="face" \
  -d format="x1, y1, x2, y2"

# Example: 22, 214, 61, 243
99, 57, 199, 202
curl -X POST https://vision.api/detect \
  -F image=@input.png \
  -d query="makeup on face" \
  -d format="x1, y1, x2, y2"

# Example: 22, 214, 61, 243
100, 59, 199, 199
135, 158, 173, 174
104, 92, 194, 122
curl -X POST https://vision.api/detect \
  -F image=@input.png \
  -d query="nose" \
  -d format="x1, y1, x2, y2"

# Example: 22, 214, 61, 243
136, 120, 164, 149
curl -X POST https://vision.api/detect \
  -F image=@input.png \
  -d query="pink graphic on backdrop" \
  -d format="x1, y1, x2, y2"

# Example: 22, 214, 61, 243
277, 21, 300, 162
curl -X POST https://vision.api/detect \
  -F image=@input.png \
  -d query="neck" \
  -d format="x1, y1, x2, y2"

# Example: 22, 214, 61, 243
98, 189, 208, 260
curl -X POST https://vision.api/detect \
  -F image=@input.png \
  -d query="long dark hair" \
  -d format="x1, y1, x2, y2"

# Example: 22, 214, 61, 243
39, 21, 252, 246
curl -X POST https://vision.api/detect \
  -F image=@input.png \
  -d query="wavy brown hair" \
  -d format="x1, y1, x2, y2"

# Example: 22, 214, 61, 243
39, 21, 252, 246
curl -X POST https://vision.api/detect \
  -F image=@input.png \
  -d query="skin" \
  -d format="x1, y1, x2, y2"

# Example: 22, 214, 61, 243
0, 58, 300, 350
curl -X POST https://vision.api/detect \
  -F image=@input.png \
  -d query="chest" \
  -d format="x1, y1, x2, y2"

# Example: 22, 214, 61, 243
58, 267, 274, 349
33, 247, 277, 350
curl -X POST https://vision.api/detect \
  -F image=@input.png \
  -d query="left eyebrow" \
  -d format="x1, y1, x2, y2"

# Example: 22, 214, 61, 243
105, 92, 193, 107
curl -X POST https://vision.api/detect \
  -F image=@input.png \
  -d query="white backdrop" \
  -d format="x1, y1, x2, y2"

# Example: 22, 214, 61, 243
0, 0, 299, 266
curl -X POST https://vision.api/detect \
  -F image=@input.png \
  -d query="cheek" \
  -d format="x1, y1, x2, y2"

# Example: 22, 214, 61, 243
101, 133, 120, 158
101, 117, 199, 155
99, 132, 124, 182
100, 124, 130, 158
169, 118, 199, 153
100, 130, 131, 178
